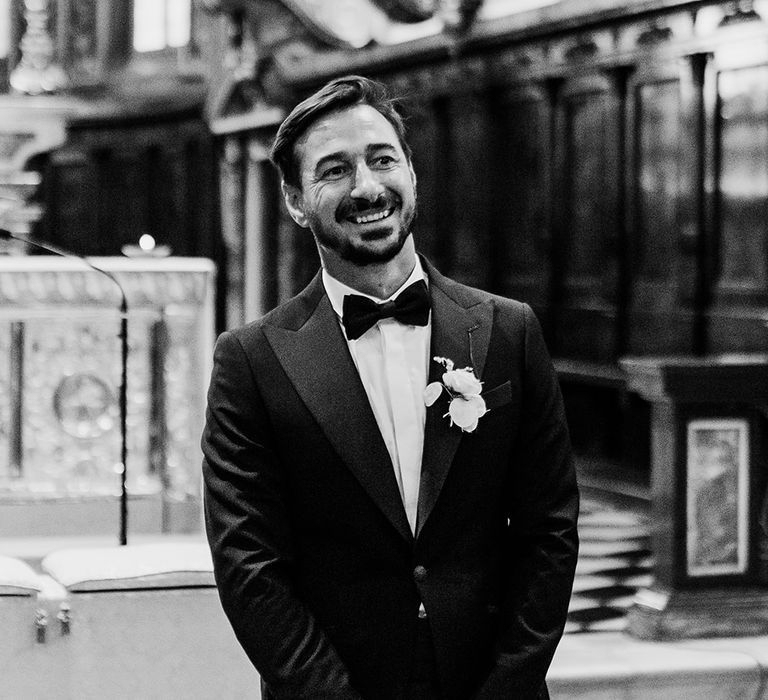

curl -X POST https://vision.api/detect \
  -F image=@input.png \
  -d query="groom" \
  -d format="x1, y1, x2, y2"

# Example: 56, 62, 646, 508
202, 75, 579, 700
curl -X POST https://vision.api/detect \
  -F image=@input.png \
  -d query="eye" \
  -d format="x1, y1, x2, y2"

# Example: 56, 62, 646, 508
371, 155, 397, 169
319, 164, 350, 180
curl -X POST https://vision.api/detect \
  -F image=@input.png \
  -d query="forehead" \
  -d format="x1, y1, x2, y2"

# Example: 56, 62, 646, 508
295, 104, 404, 169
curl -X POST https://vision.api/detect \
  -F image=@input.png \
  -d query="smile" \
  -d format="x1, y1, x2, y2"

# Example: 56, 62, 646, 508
348, 207, 395, 225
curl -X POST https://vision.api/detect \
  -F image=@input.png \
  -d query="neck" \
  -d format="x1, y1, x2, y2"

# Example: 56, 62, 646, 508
320, 237, 417, 299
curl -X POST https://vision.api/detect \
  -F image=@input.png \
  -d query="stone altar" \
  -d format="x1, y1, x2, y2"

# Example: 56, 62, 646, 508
0, 256, 215, 538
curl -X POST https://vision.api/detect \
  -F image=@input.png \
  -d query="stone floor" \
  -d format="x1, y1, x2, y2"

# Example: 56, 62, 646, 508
548, 631, 768, 699
3, 458, 768, 698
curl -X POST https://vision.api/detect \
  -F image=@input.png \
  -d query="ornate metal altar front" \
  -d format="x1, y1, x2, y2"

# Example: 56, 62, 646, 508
0, 257, 215, 536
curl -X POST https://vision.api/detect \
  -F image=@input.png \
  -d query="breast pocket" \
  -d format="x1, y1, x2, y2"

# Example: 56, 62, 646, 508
481, 380, 513, 411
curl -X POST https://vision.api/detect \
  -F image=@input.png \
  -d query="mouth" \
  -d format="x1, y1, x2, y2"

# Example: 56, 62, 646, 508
347, 207, 395, 225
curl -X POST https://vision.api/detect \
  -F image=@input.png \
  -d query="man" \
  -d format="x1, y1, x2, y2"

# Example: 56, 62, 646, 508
202, 75, 579, 700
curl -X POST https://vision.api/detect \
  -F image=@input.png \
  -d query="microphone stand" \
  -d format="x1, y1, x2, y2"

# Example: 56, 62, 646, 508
1, 229, 129, 545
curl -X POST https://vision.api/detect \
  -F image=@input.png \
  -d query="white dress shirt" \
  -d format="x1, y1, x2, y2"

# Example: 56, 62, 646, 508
322, 258, 431, 534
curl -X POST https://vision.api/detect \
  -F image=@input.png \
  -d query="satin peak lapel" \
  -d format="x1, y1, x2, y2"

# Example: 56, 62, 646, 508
416, 281, 493, 538
262, 287, 413, 543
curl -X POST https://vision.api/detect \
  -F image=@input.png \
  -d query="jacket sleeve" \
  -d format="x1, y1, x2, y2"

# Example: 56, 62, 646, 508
202, 330, 363, 699
474, 304, 579, 700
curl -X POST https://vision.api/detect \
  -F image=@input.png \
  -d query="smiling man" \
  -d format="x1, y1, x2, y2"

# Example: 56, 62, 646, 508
202, 76, 579, 700
284, 102, 416, 269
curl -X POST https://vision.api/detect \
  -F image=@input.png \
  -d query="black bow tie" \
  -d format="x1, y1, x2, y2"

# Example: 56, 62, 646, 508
342, 279, 430, 340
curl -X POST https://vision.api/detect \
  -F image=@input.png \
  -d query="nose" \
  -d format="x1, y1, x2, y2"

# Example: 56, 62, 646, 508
350, 160, 385, 201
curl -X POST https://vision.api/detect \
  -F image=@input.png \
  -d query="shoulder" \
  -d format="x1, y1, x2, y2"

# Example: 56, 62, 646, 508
223, 272, 325, 345
424, 257, 532, 323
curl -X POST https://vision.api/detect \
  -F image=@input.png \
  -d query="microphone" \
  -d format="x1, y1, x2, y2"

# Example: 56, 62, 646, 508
0, 229, 130, 546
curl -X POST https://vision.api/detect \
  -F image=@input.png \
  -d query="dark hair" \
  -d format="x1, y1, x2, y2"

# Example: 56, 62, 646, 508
270, 75, 412, 188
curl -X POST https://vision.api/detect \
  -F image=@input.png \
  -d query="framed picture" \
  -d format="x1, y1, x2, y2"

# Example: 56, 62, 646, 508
686, 418, 749, 577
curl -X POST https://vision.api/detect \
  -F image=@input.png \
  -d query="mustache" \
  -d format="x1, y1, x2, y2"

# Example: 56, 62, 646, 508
335, 192, 399, 222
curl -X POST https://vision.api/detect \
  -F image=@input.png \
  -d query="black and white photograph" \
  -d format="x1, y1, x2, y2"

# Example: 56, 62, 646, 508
1, 1, 768, 699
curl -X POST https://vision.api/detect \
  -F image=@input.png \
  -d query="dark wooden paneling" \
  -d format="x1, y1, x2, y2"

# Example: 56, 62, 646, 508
553, 73, 620, 362
198, 0, 768, 468
490, 84, 552, 322
45, 151, 99, 253
38, 117, 218, 259
183, 137, 219, 259
402, 96, 446, 269
708, 50, 768, 352
444, 91, 492, 289
625, 63, 698, 355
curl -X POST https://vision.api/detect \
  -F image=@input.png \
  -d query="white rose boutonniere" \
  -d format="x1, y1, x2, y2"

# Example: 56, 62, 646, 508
424, 356, 488, 433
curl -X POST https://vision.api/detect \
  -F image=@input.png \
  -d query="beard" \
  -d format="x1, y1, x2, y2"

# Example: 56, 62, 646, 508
310, 193, 417, 266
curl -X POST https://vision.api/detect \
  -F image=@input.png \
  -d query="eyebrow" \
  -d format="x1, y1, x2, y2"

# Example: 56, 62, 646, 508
314, 151, 346, 172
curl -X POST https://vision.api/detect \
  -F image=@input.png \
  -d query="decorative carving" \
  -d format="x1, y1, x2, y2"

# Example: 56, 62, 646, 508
438, 0, 483, 33
9, 0, 67, 95
719, 0, 763, 27
0, 174, 43, 246
0, 259, 215, 503
387, 55, 488, 100
63, 0, 99, 81
686, 419, 748, 577
53, 373, 116, 440
370, 0, 437, 23
564, 37, 599, 62
637, 23, 674, 46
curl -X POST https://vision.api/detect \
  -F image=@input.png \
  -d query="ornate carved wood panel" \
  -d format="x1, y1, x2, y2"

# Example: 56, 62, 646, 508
402, 95, 446, 271
552, 71, 621, 361
203, 0, 768, 361
444, 90, 493, 289
490, 83, 552, 324
708, 39, 768, 351
625, 60, 699, 354
38, 117, 218, 260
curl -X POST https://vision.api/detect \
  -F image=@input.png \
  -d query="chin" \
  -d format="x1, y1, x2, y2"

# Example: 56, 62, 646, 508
342, 243, 404, 266
348, 232, 408, 263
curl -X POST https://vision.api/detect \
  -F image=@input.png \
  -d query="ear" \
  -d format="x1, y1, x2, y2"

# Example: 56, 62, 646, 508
281, 181, 309, 228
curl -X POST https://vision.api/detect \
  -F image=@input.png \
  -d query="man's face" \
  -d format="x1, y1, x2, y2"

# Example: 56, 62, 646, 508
283, 104, 417, 266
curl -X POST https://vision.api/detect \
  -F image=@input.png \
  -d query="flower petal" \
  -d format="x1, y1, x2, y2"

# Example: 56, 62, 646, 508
448, 397, 480, 430
443, 368, 482, 395
424, 382, 444, 407
467, 394, 487, 416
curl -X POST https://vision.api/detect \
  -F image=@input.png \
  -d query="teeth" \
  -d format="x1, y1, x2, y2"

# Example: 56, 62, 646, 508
353, 208, 392, 224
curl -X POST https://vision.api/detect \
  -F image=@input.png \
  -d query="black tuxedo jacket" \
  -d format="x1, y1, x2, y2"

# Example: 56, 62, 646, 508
202, 260, 579, 700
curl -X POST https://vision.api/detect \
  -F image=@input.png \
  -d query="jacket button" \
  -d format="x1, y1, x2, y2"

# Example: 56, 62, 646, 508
413, 565, 428, 582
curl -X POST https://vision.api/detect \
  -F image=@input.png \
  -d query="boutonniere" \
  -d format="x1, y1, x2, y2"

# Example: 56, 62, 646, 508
424, 356, 488, 433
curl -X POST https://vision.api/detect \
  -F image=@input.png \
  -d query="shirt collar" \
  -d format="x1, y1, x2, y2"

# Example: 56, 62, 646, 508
322, 256, 427, 320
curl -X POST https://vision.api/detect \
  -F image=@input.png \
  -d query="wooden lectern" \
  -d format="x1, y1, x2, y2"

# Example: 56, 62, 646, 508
621, 355, 768, 639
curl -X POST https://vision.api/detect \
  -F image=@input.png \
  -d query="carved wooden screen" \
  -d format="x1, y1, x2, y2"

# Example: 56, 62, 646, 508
402, 96, 446, 271
624, 59, 699, 355
708, 40, 768, 352
400, 81, 493, 291
444, 90, 493, 290
42, 118, 217, 259
553, 72, 621, 361
490, 84, 552, 325
218, 124, 317, 330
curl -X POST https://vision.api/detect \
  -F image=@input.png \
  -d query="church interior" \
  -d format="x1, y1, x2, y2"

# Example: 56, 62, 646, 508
1, 0, 768, 697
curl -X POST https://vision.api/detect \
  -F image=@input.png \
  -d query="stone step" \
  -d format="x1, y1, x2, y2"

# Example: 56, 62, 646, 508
566, 492, 652, 634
